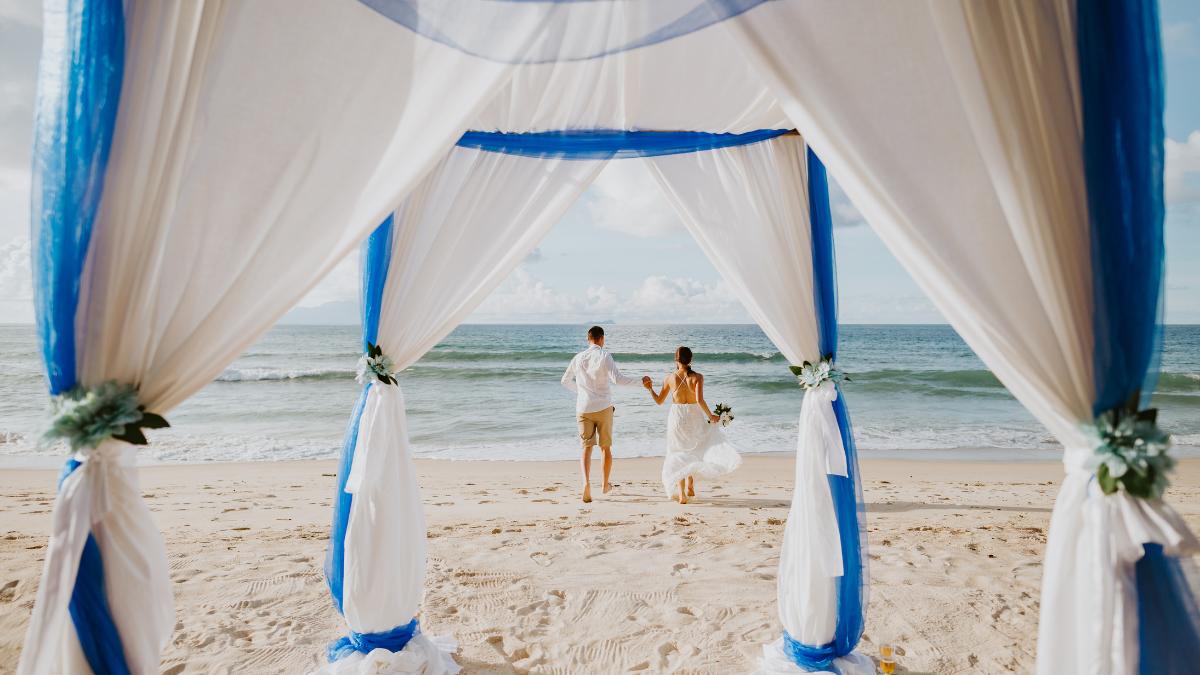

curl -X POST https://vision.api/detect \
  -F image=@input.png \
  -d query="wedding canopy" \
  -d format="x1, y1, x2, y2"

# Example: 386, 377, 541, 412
21, 1, 1199, 675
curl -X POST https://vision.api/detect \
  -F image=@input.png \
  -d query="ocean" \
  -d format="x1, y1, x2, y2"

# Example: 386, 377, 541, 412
1, 324, 1198, 467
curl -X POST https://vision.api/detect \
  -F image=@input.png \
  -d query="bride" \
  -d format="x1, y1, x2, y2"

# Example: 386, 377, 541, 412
643, 346, 742, 503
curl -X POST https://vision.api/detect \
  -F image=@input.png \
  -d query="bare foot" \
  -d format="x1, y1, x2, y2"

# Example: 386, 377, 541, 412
603, 483, 614, 494
582, 485, 592, 503
678, 489, 689, 505
687, 484, 695, 497
671, 493, 681, 503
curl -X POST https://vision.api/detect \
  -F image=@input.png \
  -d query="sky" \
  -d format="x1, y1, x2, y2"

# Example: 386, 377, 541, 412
1, 0, 1198, 325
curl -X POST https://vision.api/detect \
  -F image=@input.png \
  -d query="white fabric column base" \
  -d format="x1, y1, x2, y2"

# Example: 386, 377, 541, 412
755, 638, 876, 675
314, 633, 460, 675
19, 441, 173, 675
343, 384, 426, 633
1038, 457, 1200, 675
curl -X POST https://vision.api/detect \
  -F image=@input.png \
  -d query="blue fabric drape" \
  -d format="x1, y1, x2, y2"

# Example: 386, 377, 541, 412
783, 150, 866, 670
327, 619, 420, 662
457, 129, 792, 160
1076, 1, 1200, 671
358, 0, 769, 64
33, 1, 129, 672
325, 216, 395, 617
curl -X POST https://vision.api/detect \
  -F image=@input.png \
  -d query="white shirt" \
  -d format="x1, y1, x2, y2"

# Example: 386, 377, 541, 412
561, 345, 641, 414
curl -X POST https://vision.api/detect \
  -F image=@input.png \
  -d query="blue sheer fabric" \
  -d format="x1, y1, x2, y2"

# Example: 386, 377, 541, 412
1076, 1, 1200, 671
783, 632, 838, 673
1078, 0, 1167, 417
779, 150, 866, 669
328, 619, 421, 662
32, 0, 125, 396
358, 0, 769, 64
457, 129, 792, 160
33, 1, 130, 673
325, 217, 396, 622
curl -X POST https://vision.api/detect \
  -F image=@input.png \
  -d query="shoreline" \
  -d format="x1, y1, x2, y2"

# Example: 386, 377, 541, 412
5, 446, 1200, 471
2, 456, 1198, 672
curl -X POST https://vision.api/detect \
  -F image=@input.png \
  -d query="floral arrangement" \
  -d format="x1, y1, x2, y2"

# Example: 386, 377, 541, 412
356, 342, 398, 385
714, 403, 734, 427
789, 354, 848, 390
42, 380, 169, 453
1087, 405, 1174, 499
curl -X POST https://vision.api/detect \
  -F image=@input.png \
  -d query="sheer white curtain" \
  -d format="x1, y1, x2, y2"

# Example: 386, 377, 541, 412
648, 135, 871, 675
719, 2, 1198, 672
20, 2, 540, 671
327, 148, 606, 673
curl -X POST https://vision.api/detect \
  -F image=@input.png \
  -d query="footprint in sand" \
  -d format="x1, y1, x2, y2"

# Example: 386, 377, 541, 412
671, 562, 696, 577
529, 551, 553, 567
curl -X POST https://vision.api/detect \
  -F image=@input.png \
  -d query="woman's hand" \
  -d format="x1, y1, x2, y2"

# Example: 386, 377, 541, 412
642, 376, 653, 390
709, 413, 719, 424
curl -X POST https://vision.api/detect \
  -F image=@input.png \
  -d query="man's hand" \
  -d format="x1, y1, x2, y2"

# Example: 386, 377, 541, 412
642, 375, 652, 389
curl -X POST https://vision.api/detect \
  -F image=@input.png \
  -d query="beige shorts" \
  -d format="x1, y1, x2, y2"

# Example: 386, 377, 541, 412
577, 406, 614, 448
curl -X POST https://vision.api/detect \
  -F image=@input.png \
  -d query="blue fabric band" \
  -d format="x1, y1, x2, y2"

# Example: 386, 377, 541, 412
328, 619, 420, 662
326, 216, 395, 614
357, 0, 770, 64
34, 1, 131, 672
456, 129, 793, 160
783, 632, 839, 673
778, 150, 866, 667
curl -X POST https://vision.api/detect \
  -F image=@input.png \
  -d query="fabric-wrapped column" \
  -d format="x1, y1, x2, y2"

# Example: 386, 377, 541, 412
719, 2, 1199, 671
22, 1, 544, 671
647, 135, 871, 674
321, 147, 606, 673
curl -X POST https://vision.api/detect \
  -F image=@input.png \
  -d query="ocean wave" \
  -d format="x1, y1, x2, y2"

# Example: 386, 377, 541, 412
215, 367, 352, 382
418, 349, 783, 363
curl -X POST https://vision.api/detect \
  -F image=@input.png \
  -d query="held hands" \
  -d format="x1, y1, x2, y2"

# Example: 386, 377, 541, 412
642, 375, 653, 390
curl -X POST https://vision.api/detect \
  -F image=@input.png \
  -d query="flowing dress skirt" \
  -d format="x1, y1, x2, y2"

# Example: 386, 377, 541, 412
662, 403, 743, 497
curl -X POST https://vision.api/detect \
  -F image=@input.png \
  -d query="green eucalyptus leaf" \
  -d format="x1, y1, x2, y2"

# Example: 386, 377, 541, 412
113, 426, 148, 446
1122, 469, 1155, 499
1135, 408, 1158, 424
788, 365, 803, 376
139, 412, 170, 429
1096, 464, 1119, 495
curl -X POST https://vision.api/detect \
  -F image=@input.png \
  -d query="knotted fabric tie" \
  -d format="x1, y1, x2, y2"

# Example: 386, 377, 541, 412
783, 631, 840, 673
328, 618, 420, 662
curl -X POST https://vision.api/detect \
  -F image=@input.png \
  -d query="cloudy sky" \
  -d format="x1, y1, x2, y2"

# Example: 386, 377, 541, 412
1, 0, 1198, 324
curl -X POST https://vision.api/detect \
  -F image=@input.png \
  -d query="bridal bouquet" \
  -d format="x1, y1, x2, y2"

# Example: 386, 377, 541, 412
714, 403, 734, 428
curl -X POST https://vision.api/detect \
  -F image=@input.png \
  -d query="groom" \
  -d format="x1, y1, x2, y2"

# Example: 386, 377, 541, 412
561, 326, 650, 503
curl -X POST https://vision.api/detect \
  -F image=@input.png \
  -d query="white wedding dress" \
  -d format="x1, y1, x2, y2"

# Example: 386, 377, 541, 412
661, 371, 743, 497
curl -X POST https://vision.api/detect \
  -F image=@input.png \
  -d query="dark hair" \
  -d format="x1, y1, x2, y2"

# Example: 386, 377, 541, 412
675, 346, 693, 371
587, 325, 605, 342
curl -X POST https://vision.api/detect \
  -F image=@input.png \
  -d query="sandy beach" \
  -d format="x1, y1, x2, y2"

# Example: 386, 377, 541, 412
1, 455, 1198, 674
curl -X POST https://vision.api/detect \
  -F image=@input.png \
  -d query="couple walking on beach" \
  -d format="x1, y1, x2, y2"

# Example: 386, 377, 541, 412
560, 326, 742, 504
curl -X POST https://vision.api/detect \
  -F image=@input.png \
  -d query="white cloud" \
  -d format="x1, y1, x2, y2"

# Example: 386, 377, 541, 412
1166, 130, 1200, 208
0, 234, 33, 322
471, 267, 748, 323
583, 161, 684, 238
626, 275, 748, 321
295, 249, 358, 308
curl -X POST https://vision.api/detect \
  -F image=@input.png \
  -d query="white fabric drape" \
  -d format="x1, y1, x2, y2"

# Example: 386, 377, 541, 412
648, 136, 868, 675
719, 2, 1199, 672
20, 2, 545, 671
472, 18, 788, 133
326, 148, 606, 674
